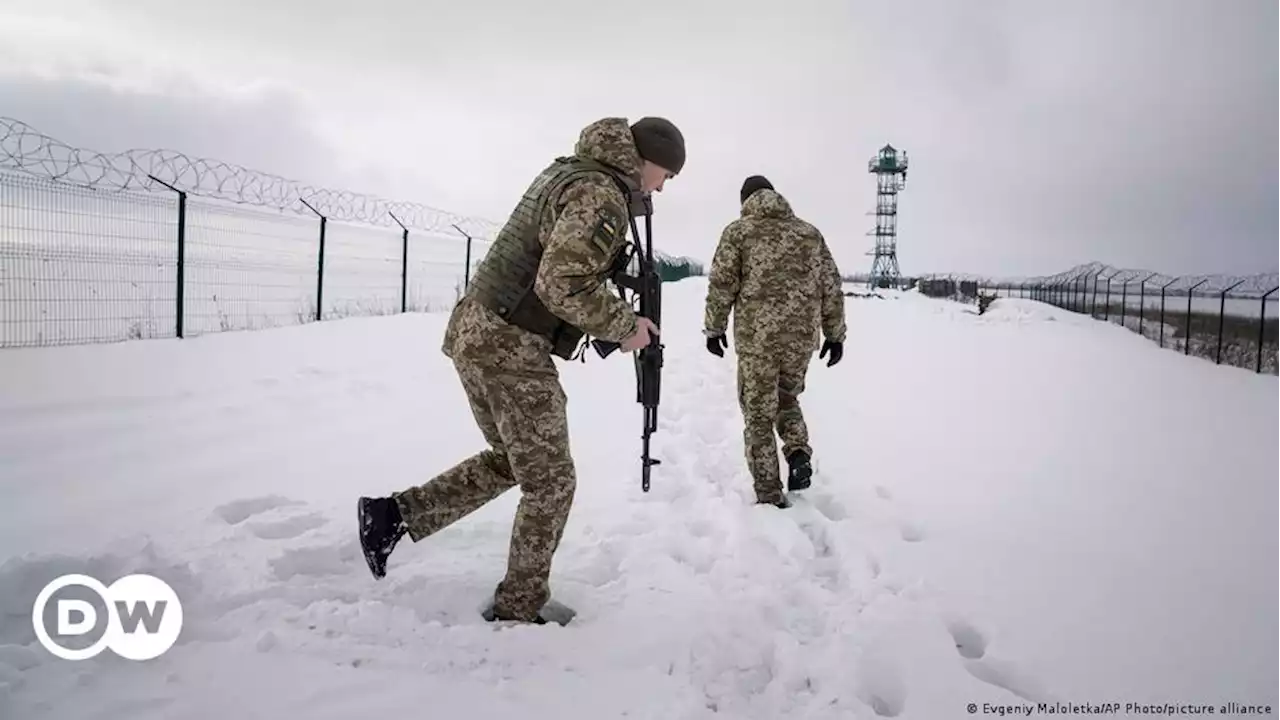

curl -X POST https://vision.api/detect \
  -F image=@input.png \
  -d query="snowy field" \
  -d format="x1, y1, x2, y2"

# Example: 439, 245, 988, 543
0, 278, 1276, 719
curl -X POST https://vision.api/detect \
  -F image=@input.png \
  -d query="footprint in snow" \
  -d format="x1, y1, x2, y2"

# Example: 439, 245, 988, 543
808, 491, 850, 522
269, 539, 362, 580
865, 553, 882, 580
853, 653, 907, 717
964, 658, 1052, 704
245, 512, 329, 540
944, 616, 1053, 703
898, 520, 924, 543
809, 556, 844, 591
796, 516, 835, 560
213, 495, 304, 525
946, 617, 987, 659
875, 484, 893, 500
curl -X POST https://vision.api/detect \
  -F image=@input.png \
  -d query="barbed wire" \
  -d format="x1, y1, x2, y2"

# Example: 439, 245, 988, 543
0, 116, 501, 240
920, 262, 1279, 298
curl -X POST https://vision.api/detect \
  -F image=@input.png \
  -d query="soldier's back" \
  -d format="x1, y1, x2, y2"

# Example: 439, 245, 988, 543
730, 190, 831, 353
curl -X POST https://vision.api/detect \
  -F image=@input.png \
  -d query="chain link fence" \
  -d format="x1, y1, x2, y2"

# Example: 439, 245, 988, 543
0, 116, 496, 348
917, 262, 1279, 375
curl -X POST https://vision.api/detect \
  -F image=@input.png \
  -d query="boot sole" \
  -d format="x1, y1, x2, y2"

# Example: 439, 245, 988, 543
356, 497, 387, 580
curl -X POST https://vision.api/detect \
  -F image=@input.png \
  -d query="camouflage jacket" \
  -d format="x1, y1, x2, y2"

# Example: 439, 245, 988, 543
703, 188, 846, 356
443, 118, 642, 370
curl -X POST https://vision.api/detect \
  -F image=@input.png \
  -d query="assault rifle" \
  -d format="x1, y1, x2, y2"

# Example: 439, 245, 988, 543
590, 190, 663, 492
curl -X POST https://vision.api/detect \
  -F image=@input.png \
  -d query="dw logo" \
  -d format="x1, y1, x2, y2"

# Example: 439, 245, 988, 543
31, 573, 183, 661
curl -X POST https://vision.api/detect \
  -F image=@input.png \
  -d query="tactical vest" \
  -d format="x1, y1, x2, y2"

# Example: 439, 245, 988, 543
466, 156, 635, 360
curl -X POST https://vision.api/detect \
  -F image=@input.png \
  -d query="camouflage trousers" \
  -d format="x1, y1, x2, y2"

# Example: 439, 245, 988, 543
391, 356, 576, 622
736, 348, 813, 503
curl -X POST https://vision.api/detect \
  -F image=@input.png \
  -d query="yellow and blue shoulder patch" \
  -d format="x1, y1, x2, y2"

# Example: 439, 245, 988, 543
591, 205, 626, 255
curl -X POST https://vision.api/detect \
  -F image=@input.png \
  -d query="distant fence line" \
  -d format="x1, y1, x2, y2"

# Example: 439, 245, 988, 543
917, 261, 1279, 375
0, 116, 499, 349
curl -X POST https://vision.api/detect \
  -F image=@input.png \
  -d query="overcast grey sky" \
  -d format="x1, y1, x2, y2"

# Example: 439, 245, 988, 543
0, 0, 1275, 279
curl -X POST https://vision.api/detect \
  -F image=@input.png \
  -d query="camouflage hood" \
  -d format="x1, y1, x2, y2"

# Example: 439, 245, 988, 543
741, 188, 795, 220
574, 117, 643, 185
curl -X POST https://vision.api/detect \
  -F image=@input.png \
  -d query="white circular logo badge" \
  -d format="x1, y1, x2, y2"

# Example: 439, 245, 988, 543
32, 573, 183, 661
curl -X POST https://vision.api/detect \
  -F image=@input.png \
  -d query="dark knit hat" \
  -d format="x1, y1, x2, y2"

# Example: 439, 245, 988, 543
740, 175, 774, 204
630, 117, 686, 175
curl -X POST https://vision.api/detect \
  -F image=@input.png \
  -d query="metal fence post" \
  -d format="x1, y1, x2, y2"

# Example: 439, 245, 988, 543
390, 212, 409, 313
1119, 278, 1129, 327
147, 175, 187, 339
1128, 272, 1154, 337
298, 200, 327, 322
1138, 277, 1149, 337
1104, 277, 1113, 321
1093, 271, 1112, 318
451, 223, 475, 290
1158, 277, 1178, 348
1184, 278, 1209, 355
1259, 286, 1278, 373
1216, 280, 1246, 365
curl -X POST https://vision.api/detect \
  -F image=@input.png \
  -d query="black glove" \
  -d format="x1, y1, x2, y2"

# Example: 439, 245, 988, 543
819, 339, 843, 367
706, 334, 727, 357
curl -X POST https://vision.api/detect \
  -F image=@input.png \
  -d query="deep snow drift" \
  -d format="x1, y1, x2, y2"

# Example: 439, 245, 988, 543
0, 278, 1275, 719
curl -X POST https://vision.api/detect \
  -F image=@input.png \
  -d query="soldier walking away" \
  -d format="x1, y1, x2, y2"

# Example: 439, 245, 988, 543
355, 116, 685, 625
702, 175, 846, 508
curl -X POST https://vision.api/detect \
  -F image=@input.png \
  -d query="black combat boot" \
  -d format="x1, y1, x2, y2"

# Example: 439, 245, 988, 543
481, 596, 576, 626
756, 495, 793, 509
787, 450, 813, 492
357, 496, 407, 579
482, 604, 548, 625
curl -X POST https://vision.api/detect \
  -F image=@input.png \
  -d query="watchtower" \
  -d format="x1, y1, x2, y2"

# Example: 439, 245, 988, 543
866, 144, 908, 289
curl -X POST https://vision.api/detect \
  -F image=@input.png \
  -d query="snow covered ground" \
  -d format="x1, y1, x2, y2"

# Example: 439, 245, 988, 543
0, 278, 1275, 719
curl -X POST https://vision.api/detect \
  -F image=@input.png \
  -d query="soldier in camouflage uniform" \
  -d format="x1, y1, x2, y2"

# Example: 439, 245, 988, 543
356, 116, 686, 624
703, 175, 846, 508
